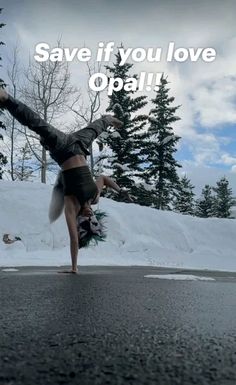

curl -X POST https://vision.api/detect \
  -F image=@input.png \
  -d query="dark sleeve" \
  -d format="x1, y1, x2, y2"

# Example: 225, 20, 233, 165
3, 95, 51, 136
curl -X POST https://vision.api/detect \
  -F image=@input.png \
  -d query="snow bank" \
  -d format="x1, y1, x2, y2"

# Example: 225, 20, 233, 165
0, 180, 235, 271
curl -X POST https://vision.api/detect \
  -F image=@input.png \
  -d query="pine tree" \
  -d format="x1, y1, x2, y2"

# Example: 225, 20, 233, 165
133, 181, 155, 207
139, 74, 181, 210
0, 8, 7, 179
173, 175, 195, 215
99, 47, 147, 201
213, 176, 234, 218
195, 185, 215, 218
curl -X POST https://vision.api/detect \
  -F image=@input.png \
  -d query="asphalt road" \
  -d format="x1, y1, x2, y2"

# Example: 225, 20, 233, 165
0, 266, 236, 385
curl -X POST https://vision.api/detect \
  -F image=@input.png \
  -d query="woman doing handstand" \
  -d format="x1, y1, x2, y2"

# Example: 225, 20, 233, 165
0, 89, 132, 274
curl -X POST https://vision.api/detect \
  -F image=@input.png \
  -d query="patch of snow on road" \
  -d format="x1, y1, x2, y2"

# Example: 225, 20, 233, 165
144, 274, 215, 281
1, 268, 19, 272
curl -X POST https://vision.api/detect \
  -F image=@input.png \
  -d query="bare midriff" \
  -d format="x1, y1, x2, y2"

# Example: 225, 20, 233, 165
61, 155, 87, 171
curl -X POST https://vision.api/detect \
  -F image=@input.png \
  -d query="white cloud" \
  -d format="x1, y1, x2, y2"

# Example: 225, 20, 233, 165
221, 154, 236, 166
231, 165, 236, 174
190, 75, 236, 127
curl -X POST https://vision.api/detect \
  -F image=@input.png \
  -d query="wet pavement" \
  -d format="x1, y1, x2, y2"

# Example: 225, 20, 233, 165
0, 266, 236, 385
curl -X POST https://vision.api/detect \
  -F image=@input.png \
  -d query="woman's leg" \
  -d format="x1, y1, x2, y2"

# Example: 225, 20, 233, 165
2, 93, 66, 150
69, 115, 123, 154
1, 90, 123, 159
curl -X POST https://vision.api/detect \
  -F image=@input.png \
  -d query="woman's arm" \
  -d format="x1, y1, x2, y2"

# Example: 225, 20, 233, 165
63, 196, 80, 273
93, 175, 133, 204
101, 175, 121, 192
92, 175, 120, 204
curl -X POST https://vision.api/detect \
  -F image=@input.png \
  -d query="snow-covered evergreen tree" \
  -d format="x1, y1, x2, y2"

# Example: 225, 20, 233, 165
195, 185, 215, 218
0, 8, 7, 179
132, 181, 155, 207
213, 177, 234, 218
139, 74, 181, 210
99, 48, 147, 201
173, 175, 195, 215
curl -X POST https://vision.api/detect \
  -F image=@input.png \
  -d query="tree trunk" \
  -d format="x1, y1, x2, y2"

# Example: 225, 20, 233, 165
41, 147, 46, 183
10, 84, 16, 181
41, 107, 47, 183
89, 144, 94, 175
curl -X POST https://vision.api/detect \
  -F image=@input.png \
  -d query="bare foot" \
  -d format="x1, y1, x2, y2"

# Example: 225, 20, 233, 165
0, 88, 9, 103
58, 269, 78, 274
103, 115, 123, 128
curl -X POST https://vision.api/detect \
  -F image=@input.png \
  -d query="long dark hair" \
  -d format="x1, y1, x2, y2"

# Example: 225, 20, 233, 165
77, 210, 107, 248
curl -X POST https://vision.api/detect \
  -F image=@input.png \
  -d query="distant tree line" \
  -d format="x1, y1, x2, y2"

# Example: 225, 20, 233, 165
173, 175, 235, 219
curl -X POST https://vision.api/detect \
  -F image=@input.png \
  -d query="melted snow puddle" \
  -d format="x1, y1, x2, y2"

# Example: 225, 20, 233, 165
144, 274, 215, 281
2, 268, 19, 272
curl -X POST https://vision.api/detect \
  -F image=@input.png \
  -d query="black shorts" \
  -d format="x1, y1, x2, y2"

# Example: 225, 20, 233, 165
62, 166, 98, 205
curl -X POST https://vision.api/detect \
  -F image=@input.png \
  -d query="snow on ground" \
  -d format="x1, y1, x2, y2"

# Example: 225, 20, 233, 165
144, 274, 215, 281
0, 180, 235, 271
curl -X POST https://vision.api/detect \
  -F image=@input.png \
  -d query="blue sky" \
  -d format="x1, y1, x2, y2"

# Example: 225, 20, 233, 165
1, 0, 236, 194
